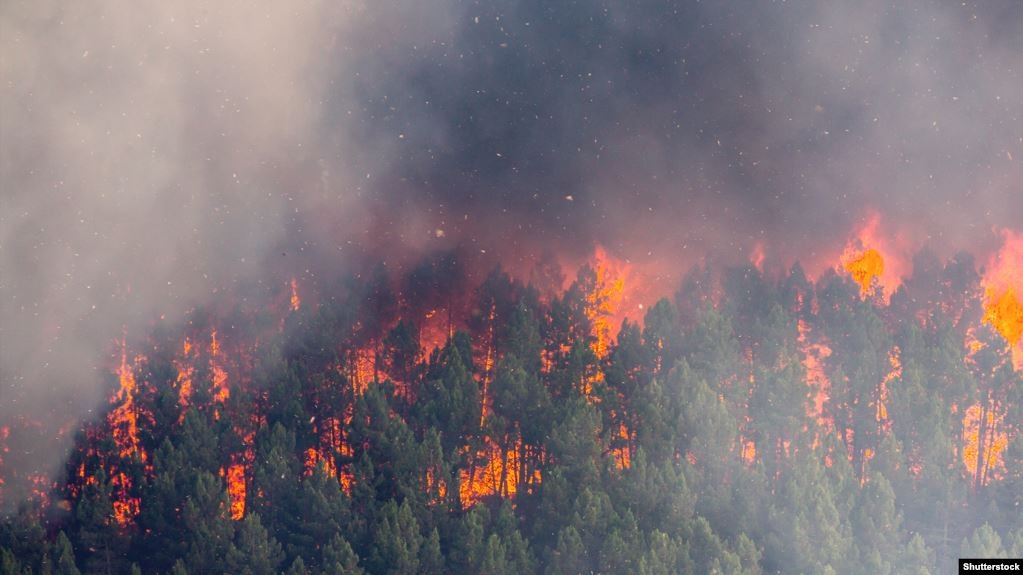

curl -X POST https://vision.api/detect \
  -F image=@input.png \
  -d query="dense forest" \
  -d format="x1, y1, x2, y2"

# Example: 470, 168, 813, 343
2, 251, 1021, 575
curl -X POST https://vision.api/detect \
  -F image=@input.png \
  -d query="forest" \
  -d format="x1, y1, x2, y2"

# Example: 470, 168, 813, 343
1, 250, 1021, 575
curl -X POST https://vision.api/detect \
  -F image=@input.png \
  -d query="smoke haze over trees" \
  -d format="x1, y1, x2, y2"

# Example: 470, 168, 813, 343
1, 0, 1022, 572
1, 257, 1021, 573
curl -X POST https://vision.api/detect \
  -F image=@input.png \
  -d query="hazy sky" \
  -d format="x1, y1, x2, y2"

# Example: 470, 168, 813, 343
2, 0, 1022, 503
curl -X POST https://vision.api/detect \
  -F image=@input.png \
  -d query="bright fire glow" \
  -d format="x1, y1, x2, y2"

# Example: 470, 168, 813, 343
585, 246, 628, 358
962, 403, 1008, 485
838, 212, 908, 300
210, 329, 229, 403
226, 464, 246, 520
290, 278, 301, 312
844, 248, 885, 296
982, 229, 1023, 369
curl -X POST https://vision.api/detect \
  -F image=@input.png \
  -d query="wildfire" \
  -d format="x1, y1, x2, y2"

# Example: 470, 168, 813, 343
844, 249, 885, 296
797, 318, 832, 430
585, 246, 628, 358
962, 403, 1008, 486
982, 229, 1023, 368
459, 439, 539, 507
225, 464, 246, 520
290, 278, 301, 312
109, 342, 144, 462
750, 241, 766, 273
176, 337, 195, 409
210, 329, 229, 403
838, 212, 908, 300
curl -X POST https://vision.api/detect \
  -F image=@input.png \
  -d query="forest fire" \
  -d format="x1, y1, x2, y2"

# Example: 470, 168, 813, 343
585, 247, 628, 358
844, 248, 884, 296
4, 236, 1022, 573
6, 2, 1023, 572
109, 343, 144, 464
982, 230, 1023, 368
962, 404, 1008, 487
225, 464, 246, 520
837, 212, 909, 301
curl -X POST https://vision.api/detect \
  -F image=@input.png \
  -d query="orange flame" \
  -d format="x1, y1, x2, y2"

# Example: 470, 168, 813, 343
844, 249, 885, 296
982, 229, 1023, 368
962, 403, 1008, 485
459, 439, 538, 507
750, 241, 766, 273
109, 342, 144, 462
210, 329, 229, 403
225, 464, 246, 520
839, 212, 908, 300
289, 278, 301, 312
176, 337, 195, 409
585, 246, 628, 358
798, 319, 832, 431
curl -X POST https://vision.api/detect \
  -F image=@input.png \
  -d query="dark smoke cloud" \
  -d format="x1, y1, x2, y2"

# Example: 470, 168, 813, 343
1, 0, 1021, 506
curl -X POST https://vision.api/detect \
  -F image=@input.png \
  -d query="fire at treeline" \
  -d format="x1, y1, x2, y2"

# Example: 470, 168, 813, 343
1, 227, 1022, 575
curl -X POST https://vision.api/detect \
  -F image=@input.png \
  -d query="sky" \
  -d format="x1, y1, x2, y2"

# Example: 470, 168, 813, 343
1, 0, 1022, 503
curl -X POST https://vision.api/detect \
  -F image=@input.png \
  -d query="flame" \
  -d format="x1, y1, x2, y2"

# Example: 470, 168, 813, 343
844, 249, 885, 295
225, 464, 246, 520
176, 337, 195, 409
585, 246, 628, 358
613, 422, 632, 469
420, 309, 450, 356
838, 212, 908, 300
962, 403, 1008, 485
741, 439, 757, 465
304, 447, 338, 479
798, 319, 832, 431
109, 342, 144, 462
982, 229, 1023, 368
350, 344, 377, 391
750, 242, 766, 273
459, 439, 539, 507
290, 278, 301, 312
210, 329, 229, 403
877, 346, 901, 429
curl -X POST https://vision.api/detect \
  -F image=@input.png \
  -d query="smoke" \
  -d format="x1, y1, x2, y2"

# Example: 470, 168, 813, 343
1, 0, 1021, 505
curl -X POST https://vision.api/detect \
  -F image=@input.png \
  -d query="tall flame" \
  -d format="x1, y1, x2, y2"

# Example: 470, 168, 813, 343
210, 329, 229, 403
108, 340, 144, 525
982, 229, 1023, 368
225, 464, 246, 520
290, 278, 301, 312
586, 246, 628, 358
109, 342, 142, 460
962, 403, 1008, 486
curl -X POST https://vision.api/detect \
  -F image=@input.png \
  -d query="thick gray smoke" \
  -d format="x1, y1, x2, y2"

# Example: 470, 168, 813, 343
1, 0, 1021, 506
